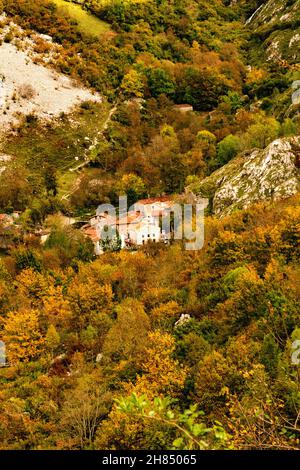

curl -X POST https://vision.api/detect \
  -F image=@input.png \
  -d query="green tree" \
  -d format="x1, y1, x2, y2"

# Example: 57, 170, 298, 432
115, 394, 228, 450
117, 173, 147, 206
260, 334, 280, 379
217, 134, 241, 165
45, 226, 94, 264
281, 118, 297, 137
242, 115, 280, 149
147, 68, 175, 98
0, 164, 32, 211
100, 228, 122, 253
44, 165, 58, 196
45, 324, 60, 357
222, 91, 243, 112
13, 248, 42, 273
195, 130, 217, 170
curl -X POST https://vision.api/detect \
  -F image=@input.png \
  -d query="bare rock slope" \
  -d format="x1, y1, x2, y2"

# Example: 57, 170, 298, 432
0, 14, 102, 132
248, 0, 300, 64
187, 137, 300, 216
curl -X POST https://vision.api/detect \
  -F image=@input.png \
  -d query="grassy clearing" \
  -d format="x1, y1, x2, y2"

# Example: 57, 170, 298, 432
51, 0, 111, 36
58, 169, 79, 199
4, 101, 111, 193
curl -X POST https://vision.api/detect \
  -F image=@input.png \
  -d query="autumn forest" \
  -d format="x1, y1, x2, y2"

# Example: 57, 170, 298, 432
0, 0, 300, 452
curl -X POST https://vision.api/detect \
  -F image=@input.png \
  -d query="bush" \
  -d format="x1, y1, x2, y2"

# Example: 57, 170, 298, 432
18, 83, 36, 100
13, 248, 42, 272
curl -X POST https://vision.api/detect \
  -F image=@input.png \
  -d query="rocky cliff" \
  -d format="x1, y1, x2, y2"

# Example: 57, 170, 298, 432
187, 136, 300, 216
248, 0, 300, 64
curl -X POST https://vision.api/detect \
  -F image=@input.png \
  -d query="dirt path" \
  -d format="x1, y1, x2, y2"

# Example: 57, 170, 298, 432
61, 104, 117, 201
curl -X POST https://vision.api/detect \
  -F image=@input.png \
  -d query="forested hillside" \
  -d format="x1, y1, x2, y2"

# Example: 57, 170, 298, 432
0, 0, 300, 450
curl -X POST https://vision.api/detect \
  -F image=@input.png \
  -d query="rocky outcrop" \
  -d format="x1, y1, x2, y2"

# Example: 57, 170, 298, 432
248, 0, 300, 64
187, 137, 300, 217
292, 81, 300, 105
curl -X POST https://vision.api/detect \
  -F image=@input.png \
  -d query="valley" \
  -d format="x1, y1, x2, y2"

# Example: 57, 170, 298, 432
0, 0, 300, 453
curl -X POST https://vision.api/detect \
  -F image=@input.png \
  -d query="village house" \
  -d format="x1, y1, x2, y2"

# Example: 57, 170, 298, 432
173, 104, 194, 113
83, 197, 173, 255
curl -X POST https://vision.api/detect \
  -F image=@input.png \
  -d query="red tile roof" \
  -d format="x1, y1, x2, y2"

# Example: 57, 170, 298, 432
118, 211, 142, 225
136, 196, 172, 205
83, 226, 100, 243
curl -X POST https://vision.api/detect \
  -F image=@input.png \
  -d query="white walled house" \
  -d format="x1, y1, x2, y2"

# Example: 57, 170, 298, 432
116, 211, 162, 247
127, 215, 162, 246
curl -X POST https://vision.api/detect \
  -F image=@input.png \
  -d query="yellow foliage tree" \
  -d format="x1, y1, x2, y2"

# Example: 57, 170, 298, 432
2, 309, 44, 364
150, 300, 182, 328
121, 69, 144, 98
67, 280, 113, 329
102, 298, 150, 367
95, 330, 187, 449
127, 330, 187, 398
45, 324, 60, 357
43, 285, 72, 328
15, 268, 50, 308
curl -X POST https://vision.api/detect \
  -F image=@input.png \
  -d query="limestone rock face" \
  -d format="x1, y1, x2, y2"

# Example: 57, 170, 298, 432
292, 81, 300, 105
247, 0, 300, 64
187, 137, 300, 217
